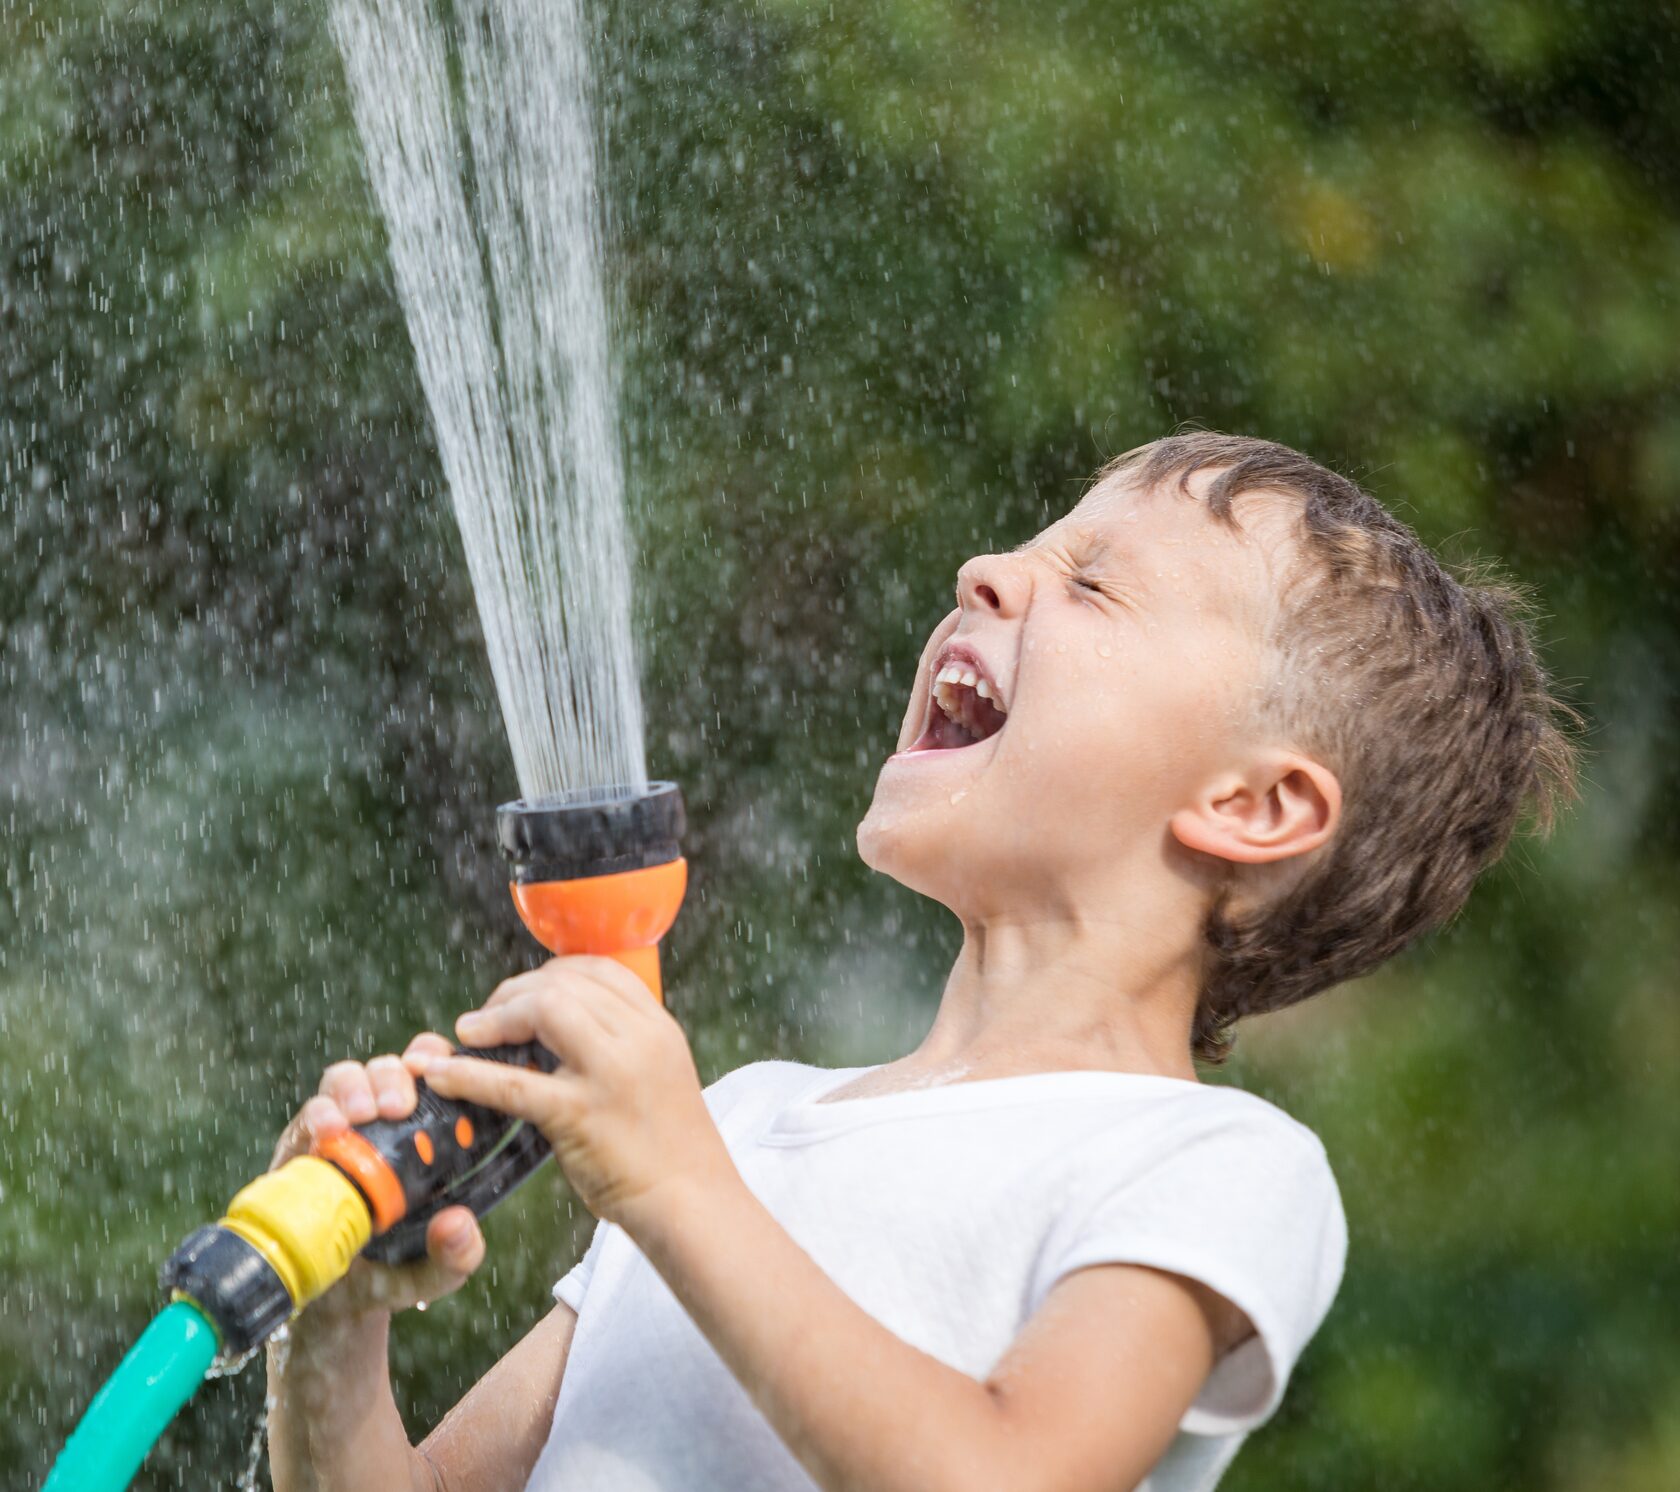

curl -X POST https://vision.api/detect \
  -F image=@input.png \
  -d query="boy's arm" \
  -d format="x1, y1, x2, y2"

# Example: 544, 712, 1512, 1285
416, 1302, 577, 1492
426, 958, 1245, 1492
269, 1298, 575, 1492
634, 1180, 1231, 1492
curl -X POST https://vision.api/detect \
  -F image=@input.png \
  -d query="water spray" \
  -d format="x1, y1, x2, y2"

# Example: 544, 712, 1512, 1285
44, 784, 685, 1491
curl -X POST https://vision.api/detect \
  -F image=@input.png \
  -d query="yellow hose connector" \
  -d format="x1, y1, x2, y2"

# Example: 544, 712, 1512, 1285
220, 1157, 375, 1310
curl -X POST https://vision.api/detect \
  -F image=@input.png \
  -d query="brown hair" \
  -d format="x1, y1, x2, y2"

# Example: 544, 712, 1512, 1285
1098, 432, 1583, 1063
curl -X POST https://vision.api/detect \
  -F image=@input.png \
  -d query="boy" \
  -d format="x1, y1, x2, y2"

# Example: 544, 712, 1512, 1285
268, 433, 1577, 1491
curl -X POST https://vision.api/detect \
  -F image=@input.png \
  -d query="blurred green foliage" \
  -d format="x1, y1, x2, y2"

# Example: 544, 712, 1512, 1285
3, 0, 1677, 1486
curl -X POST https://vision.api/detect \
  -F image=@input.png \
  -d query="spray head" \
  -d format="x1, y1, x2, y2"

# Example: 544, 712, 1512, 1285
497, 781, 687, 999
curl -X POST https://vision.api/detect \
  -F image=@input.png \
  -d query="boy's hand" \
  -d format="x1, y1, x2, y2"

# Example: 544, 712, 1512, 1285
423, 956, 735, 1236
270, 1035, 488, 1319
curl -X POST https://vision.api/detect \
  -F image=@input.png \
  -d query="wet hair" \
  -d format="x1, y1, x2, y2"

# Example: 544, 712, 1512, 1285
1097, 432, 1582, 1064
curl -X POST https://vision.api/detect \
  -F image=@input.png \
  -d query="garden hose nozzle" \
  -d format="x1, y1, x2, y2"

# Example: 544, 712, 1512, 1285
162, 1160, 373, 1357
161, 781, 688, 1360
496, 780, 688, 1001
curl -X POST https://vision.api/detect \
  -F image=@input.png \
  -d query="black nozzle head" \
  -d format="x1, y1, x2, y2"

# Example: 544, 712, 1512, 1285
497, 781, 685, 883
162, 1224, 292, 1358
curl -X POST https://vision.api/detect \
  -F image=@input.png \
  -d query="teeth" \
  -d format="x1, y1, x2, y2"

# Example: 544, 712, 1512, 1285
931, 659, 1007, 718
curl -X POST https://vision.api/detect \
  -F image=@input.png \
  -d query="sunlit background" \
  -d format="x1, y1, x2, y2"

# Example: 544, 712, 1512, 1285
4, 1, 1677, 1486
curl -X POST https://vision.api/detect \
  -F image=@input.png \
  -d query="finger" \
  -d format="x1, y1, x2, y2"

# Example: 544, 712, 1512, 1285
401, 1032, 455, 1073
320, 1060, 377, 1124
425, 1206, 486, 1278
366, 1054, 415, 1119
478, 958, 638, 1020
270, 1095, 346, 1169
471, 962, 631, 1048
453, 992, 535, 1049
299, 1094, 348, 1144
457, 986, 611, 1065
481, 966, 553, 1012
545, 954, 656, 1013
536, 967, 639, 1040
347, 1233, 481, 1314
424, 1052, 573, 1126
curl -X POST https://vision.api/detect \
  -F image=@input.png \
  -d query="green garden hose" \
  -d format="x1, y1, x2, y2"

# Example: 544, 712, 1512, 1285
42, 1300, 219, 1492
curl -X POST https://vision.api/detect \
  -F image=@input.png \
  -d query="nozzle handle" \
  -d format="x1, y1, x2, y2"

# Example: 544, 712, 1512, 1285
316, 1039, 561, 1266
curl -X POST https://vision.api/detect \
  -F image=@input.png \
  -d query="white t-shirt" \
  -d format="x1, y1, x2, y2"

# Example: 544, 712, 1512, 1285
525, 1061, 1346, 1492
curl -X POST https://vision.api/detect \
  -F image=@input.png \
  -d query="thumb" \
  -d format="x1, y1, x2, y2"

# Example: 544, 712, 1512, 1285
424, 1206, 487, 1280
344, 1207, 486, 1313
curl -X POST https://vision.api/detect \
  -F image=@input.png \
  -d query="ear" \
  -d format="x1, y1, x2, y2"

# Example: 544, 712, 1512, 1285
1169, 752, 1341, 866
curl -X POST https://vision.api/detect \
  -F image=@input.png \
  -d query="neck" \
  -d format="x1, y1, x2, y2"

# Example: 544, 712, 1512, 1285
908, 900, 1203, 1083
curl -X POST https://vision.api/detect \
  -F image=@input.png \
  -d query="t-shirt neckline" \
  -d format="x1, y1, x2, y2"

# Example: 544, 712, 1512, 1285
761, 1064, 1214, 1145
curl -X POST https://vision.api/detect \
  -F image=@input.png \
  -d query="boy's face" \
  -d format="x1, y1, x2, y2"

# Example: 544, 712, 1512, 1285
857, 470, 1297, 913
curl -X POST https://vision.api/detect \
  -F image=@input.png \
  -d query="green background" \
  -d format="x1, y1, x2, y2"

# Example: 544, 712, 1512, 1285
3, 0, 1677, 1486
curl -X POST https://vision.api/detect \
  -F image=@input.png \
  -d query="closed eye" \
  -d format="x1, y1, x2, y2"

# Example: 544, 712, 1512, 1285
1070, 568, 1143, 612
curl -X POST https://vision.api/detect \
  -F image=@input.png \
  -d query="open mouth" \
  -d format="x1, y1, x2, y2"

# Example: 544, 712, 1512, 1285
906, 659, 1009, 752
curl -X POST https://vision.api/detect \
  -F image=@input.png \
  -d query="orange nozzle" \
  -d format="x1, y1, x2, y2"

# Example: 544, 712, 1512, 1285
498, 785, 687, 1000
510, 858, 687, 1001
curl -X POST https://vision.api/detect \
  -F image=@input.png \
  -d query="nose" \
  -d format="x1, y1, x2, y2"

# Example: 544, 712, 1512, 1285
957, 552, 1028, 617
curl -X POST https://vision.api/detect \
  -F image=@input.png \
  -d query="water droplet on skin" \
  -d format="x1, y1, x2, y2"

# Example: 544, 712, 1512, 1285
1096, 643, 1113, 658
1055, 641, 1068, 653
949, 789, 969, 805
